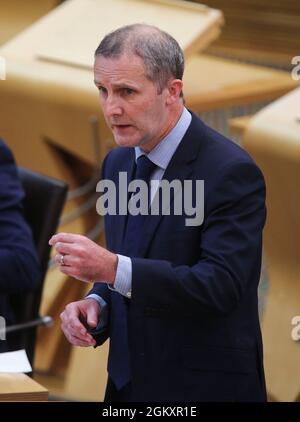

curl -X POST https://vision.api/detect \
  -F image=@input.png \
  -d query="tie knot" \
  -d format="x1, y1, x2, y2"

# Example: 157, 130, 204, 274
135, 155, 157, 183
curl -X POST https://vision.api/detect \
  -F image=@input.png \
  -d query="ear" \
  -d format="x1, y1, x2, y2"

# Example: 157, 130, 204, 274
165, 79, 183, 105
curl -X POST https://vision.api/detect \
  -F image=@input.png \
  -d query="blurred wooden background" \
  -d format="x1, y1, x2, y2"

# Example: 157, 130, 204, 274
0, 0, 299, 401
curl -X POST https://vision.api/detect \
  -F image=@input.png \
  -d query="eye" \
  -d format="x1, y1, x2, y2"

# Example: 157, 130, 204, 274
123, 88, 134, 95
98, 86, 107, 95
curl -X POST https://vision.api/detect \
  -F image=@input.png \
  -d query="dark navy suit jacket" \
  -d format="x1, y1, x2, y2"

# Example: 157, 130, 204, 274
90, 114, 267, 401
0, 140, 41, 350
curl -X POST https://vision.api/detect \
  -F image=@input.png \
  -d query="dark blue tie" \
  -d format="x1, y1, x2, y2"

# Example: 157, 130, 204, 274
123, 155, 157, 256
108, 155, 156, 391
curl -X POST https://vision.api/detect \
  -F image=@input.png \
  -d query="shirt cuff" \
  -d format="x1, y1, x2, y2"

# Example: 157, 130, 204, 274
108, 254, 132, 299
85, 294, 108, 331
86, 294, 107, 309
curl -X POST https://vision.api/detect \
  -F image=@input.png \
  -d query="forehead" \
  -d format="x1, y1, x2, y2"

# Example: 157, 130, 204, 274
94, 53, 148, 84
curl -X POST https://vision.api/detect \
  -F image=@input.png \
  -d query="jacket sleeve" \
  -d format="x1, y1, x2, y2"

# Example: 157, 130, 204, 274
86, 152, 112, 345
0, 140, 41, 294
131, 161, 266, 316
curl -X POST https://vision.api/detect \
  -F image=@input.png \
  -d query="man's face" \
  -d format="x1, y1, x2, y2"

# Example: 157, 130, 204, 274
94, 54, 172, 151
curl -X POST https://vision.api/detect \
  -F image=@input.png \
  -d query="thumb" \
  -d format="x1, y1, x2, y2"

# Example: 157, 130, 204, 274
86, 306, 99, 328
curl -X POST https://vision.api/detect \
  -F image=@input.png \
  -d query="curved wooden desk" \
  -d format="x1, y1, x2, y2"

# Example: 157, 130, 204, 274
241, 88, 300, 402
0, 373, 48, 401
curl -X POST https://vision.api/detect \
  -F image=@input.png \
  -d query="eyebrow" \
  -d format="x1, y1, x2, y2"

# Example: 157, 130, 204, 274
94, 80, 137, 89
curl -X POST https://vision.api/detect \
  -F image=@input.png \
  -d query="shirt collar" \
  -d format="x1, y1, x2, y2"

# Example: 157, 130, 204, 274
135, 107, 192, 170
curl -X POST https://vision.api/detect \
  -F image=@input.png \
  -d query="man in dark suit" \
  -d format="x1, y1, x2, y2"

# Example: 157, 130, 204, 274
0, 139, 41, 351
51, 24, 267, 401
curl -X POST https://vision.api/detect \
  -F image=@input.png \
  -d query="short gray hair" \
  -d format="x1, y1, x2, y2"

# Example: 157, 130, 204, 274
95, 24, 184, 95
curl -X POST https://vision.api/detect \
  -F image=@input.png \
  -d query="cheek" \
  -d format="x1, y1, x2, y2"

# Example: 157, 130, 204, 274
140, 98, 161, 118
127, 97, 164, 131
146, 101, 165, 124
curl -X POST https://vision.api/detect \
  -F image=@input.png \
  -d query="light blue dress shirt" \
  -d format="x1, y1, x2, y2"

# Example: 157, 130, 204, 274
88, 107, 192, 309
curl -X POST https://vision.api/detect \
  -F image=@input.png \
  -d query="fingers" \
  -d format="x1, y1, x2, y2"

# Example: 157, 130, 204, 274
54, 253, 79, 267
86, 305, 99, 328
59, 264, 84, 280
54, 242, 78, 256
51, 237, 88, 272
61, 323, 94, 347
61, 319, 96, 346
61, 324, 96, 347
49, 232, 84, 246
60, 303, 97, 347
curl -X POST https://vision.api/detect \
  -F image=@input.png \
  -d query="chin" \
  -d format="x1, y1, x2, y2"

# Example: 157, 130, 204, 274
114, 136, 139, 148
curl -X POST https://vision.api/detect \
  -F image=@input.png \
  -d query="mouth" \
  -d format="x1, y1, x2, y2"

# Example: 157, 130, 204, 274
112, 124, 133, 132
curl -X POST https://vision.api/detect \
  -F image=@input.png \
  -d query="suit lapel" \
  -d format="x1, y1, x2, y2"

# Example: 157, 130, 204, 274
138, 115, 203, 257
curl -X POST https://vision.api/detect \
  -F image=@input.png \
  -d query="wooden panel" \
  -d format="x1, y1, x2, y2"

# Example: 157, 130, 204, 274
63, 342, 109, 401
0, 0, 61, 45
195, 0, 300, 65
184, 54, 299, 111
228, 115, 252, 136
242, 88, 300, 402
1, 0, 223, 67
0, 58, 109, 174
0, 373, 48, 401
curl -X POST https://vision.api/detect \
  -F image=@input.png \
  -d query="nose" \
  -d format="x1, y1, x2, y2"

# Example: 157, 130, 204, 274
103, 95, 123, 118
